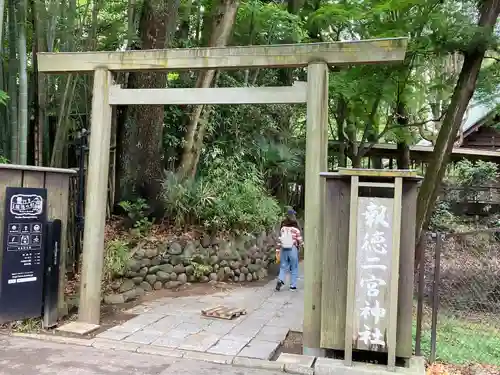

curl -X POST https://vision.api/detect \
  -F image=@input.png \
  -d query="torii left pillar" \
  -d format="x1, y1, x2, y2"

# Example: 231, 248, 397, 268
78, 68, 113, 325
302, 61, 329, 357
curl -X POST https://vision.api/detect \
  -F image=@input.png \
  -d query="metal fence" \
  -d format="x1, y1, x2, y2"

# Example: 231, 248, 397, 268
415, 230, 500, 366
66, 174, 81, 275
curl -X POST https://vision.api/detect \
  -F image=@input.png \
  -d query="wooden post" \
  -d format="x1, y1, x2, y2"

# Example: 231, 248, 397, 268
303, 61, 328, 356
344, 175, 359, 366
387, 177, 403, 370
78, 68, 112, 325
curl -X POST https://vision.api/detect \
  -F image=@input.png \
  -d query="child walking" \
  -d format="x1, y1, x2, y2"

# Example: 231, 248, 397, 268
275, 215, 303, 291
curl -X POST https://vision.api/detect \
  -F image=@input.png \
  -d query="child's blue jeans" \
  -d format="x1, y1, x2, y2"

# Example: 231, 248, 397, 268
278, 246, 299, 288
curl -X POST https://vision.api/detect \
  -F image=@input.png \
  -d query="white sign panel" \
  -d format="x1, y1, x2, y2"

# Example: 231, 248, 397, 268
353, 197, 394, 352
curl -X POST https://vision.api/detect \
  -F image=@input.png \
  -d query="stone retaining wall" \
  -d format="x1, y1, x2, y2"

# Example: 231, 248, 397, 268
105, 231, 278, 304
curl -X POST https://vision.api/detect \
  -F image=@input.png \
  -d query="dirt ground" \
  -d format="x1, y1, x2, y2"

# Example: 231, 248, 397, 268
271, 331, 303, 360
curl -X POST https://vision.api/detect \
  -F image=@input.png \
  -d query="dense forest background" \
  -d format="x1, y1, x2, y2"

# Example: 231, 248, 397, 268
0, 0, 499, 236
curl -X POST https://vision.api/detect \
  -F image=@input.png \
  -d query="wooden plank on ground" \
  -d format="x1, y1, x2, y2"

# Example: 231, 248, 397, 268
201, 305, 247, 320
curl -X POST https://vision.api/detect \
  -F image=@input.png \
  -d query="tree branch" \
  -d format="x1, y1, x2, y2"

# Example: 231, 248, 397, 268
359, 94, 382, 144
405, 112, 446, 128
485, 55, 500, 62
358, 113, 446, 157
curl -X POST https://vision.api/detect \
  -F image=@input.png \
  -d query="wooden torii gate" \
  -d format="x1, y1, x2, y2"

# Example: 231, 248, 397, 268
37, 38, 407, 355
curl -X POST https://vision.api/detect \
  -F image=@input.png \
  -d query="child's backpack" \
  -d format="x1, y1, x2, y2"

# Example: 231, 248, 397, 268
280, 227, 294, 249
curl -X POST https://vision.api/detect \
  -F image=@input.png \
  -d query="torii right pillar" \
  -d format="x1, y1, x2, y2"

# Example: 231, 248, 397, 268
302, 40, 408, 358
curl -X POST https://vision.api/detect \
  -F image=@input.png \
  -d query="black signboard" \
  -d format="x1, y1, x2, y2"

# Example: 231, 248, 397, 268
0, 187, 47, 323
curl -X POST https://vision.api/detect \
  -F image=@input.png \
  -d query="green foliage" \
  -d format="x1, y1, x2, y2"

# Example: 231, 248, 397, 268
429, 200, 458, 231
252, 137, 303, 179
161, 159, 281, 232
449, 160, 499, 187
412, 314, 500, 366
0, 90, 9, 106
476, 60, 500, 104
431, 160, 499, 231
191, 262, 213, 279
7, 318, 42, 333
161, 171, 214, 227
4, 0, 496, 243
0, 155, 9, 164
103, 239, 130, 281
118, 199, 153, 236
235, 0, 306, 44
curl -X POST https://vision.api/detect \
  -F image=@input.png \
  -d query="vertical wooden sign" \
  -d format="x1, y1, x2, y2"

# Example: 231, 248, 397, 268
352, 197, 394, 352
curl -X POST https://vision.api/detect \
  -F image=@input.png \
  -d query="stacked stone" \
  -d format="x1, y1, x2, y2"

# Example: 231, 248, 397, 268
104, 232, 277, 304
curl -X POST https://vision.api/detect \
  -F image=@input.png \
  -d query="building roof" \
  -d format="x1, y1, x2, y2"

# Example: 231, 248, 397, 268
328, 142, 500, 162
418, 97, 500, 147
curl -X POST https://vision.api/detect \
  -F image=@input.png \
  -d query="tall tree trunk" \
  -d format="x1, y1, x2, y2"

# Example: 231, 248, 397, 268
395, 102, 410, 169
46, 0, 59, 52
178, 0, 239, 178
8, 0, 18, 163
50, 0, 76, 167
189, 71, 221, 177
17, 0, 28, 165
335, 96, 347, 167
263, 0, 303, 200
127, 0, 136, 46
31, 0, 46, 166
396, 142, 410, 169
116, 0, 180, 210
0, 0, 7, 156
366, 95, 382, 168
50, 75, 76, 167
416, 0, 500, 241
114, 0, 138, 201
31, 0, 40, 165
346, 119, 361, 167
176, 0, 191, 42
0, 0, 4, 47
41, 0, 57, 164
351, 153, 361, 168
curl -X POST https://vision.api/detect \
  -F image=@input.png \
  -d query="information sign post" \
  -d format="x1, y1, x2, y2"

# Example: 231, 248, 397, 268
0, 187, 47, 323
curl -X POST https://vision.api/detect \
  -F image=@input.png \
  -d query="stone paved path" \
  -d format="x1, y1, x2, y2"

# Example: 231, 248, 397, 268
0, 335, 287, 375
95, 267, 304, 361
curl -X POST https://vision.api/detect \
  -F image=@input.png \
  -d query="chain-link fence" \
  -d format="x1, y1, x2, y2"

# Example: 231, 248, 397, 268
415, 230, 500, 366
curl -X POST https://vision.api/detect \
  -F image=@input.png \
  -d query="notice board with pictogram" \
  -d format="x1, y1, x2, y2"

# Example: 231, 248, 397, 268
0, 187, 47, 323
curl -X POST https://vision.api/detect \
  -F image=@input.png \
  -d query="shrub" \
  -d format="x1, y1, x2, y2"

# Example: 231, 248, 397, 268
118, 198, 153, 236
161, 171, 215, 227
430, 200, 457, 231
103, 239, 130, 281
449, 159, 498, 187
161, 159, 281, 232
429, 200, 477, 233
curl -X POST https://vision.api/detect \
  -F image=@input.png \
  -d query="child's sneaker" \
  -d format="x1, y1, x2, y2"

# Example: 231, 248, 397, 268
290, 286, 297, 291
275, 280, 284, 291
